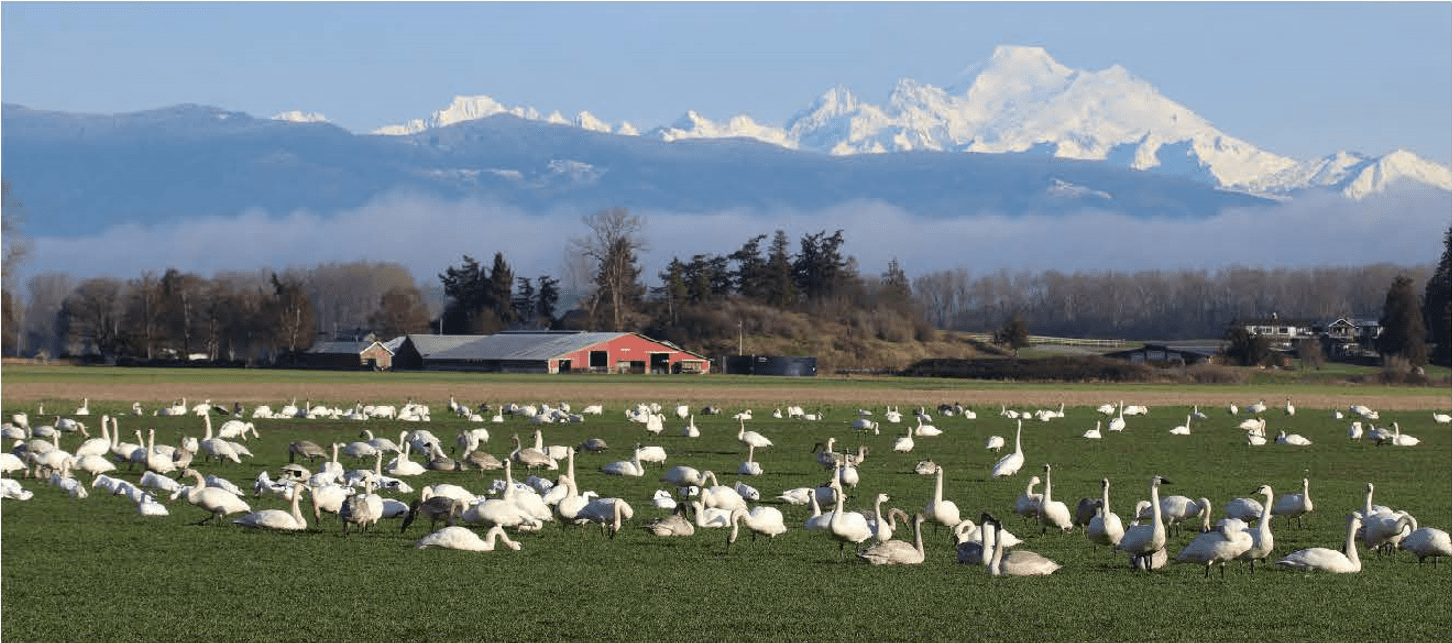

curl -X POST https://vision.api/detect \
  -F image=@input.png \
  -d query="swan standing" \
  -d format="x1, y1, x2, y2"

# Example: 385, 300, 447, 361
990, 419, 1025, 478
1400, 527, 1452, 565
727, 505, 788, 550
178, 468, 252, 525
1086, 478, 1125, 548
1175, 517, 1254, 578
1116, 475, 1172, 570
1037, 463, 1073, 534
1237, 485, 1276, 572
1271, 477, 1314, 528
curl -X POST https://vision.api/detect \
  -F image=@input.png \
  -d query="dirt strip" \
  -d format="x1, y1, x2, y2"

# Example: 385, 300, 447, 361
1, 380, 1446, 411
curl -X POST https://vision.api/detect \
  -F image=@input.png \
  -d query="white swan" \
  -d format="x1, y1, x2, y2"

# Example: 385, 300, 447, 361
990, 419, 1025, 478
1276, 430, 1312, 446
1175, 516, 1254, 577
727, 505, 788, 549
1276, 513, 1363, 573
738, 443, 763, 476
1271, 477, 1314, 528
1086, 478, 1125, 548
892, 424, 915, 453
385, 441, 427, 476
1082, 421, 1102, 439
416, 525, 521, 552
984, 513, 1060, 576
233, 483, 307, 531
825, 472, 873, 557
1237, 484, 1277, 572
736, 419, 773, 449
1400, 527, 1452, 564
1037, 463, 1073, 533
1116, 475, 1171, 570
1169, 414, 1192, 436
984, 435, 1005, 452
923, 464, 962, 529
600, 449, 645, 477
857, 513, 925, 565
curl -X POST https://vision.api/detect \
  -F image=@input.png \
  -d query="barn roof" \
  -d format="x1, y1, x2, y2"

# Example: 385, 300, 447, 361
430, 332, 629, 361
309, 341, 385, 355
404, 334, 483, 357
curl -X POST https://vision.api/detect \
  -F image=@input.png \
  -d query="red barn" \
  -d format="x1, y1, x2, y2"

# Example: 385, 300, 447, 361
399, 331, 709, 374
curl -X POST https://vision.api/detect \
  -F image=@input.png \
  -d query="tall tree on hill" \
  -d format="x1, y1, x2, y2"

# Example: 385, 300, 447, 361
438, 255, 487, 334
763, 230, 796, 308
730, 234, 768, 301
572, 207, 646, 331
793, 230, 855, 302
1424, 221, 1452, 366
1378, 274, 1427, 366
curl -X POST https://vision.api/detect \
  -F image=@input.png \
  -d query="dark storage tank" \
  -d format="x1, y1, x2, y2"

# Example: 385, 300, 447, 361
724, 355, 817, 376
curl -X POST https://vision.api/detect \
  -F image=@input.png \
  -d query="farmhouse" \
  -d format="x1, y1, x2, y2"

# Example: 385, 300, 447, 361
301, 340, 394, 370
389, 331, 709, 374
1319, 316, 1383, 358
1232, 314, 1318, 350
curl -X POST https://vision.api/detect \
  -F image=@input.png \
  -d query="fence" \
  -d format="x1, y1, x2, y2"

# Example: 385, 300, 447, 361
963, 333, 1128, 348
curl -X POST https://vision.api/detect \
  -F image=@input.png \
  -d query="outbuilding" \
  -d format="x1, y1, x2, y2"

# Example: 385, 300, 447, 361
392, 331, 709, 374
301, 340, 394, 370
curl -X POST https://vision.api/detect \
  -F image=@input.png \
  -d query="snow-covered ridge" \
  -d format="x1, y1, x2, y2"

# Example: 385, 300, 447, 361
272, 110, 328, 124
370, 45, 1449, 200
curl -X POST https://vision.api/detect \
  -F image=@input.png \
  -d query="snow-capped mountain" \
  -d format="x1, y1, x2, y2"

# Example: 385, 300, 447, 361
272, 110, 329, 124
373, 45, 1449, 200
373, 95, 638, 137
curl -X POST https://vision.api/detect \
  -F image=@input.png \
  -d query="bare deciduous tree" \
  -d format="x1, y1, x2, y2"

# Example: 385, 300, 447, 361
571, 207, 647, 331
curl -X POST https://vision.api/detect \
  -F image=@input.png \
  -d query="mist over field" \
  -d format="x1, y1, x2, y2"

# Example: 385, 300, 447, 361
21, 186, 1450, 292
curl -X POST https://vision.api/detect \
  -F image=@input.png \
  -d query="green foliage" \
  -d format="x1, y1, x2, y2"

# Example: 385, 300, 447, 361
1378, 274, 1428, 366
1424, 222, 1452, 365
1223, 326, 1272, 367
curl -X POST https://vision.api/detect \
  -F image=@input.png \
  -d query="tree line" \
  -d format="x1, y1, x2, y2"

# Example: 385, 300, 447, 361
3, 186, 1448, 368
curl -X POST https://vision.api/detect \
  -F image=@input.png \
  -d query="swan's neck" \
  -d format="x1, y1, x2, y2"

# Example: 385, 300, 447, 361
934, 468, 945, 502
1101, 483, 1112, 514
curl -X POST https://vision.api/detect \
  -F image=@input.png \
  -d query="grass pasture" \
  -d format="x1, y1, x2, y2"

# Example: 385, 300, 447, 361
2, 367, 1450, 642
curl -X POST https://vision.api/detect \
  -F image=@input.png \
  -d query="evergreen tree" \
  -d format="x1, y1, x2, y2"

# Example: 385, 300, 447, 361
1378, 274, 1427, 366
484, 251, 515, 332
535, 275, 560, 327
730, 234, 768, 300
763, 230, 796, 308
438, 255, 486, 334
1223, 325, 1272, 367
1424, 221, 1452, 365
512, 277, 537, 327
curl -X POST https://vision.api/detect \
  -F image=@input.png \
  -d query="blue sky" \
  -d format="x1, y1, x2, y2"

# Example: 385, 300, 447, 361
4, 1, 1450, 165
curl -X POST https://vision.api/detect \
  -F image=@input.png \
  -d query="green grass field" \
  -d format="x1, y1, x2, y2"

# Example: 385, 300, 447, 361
2, 369, 1449, 642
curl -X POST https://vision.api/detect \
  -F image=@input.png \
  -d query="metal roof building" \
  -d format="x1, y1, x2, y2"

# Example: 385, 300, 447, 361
391, 331, 709, 374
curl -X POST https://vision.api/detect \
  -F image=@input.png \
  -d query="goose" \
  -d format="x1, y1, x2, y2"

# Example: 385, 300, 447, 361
339, 480, 384, 536
1271, 477, 1314, 528
643, 503, 695, 537
990, 419, 1024, 478
178, 468, 252, 524
856, 513, 926, 565
1400, 527, 1452, 565
1276, 430, 1312, 446
1237, 485, 1277, 572
983, 513, 1060, 576
1086, 478, 1125, 548
727, 505, 788, 549
1169, 414, 1192, 436
1175, 516, 1253, 578
736, 419, 773, 450
416, 525, 521, 552
1082, 421, 1102, 439
1116, 475, 1171, 570
233, 482, 307, 531
737, 443, 764, 477
1276, 513, 1363, 573
1013, 476, 1043, 522
892, 424, 915, 453
1037, 463, 1073, 534
923, 463, 962, 529
509, 433, 556, 470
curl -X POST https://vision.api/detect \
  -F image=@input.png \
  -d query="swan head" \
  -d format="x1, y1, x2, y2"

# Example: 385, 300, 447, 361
1101, 478, 1110, 489
1153, 475, 1172, 487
